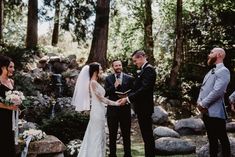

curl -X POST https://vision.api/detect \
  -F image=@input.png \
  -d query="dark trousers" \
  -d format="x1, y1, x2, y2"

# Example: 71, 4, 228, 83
107, 106, 132, 157
137, 113, 155, 157
203, 115, 231, 157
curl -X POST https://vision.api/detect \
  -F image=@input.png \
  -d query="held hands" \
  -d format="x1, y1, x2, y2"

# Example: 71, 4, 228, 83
116, 98, 127, 106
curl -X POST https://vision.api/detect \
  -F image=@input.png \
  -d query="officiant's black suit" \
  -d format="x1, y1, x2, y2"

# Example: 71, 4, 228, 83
104, 73, 133, 157
128, 62, 156, 157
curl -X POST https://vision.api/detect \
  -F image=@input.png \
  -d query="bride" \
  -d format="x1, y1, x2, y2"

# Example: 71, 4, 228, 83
71, 62, 121, 157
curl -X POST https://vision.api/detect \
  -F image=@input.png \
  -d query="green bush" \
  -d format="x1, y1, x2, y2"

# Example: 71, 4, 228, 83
39, 111, 89, 144
0, 44, 33, 70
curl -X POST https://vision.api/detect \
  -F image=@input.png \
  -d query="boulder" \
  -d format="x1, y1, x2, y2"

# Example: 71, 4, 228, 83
18, 135, 66, 157
174, 117, 205, 135
226, 121, 235, 132
155, 137, 196, 155
153, 126, 180, 139
197, 137, 235, 157
152, 106, 168, 125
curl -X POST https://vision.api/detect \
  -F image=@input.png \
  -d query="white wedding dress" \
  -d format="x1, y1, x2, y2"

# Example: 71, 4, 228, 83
77, 80, 118, 157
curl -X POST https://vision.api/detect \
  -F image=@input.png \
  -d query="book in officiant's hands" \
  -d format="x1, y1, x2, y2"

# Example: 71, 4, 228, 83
115, 89, 131, 98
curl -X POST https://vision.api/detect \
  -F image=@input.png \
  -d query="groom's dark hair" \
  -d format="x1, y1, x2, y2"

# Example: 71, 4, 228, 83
131, 50, 146, 58
89, 62, 101, 78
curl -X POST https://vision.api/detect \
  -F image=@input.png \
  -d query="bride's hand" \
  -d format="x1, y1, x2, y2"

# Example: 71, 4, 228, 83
116, 98, 126, 106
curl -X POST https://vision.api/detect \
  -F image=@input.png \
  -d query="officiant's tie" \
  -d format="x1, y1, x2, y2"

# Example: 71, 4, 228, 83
116, 73, 122, 84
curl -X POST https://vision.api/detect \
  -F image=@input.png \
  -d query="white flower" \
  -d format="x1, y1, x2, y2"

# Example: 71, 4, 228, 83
22, 129, 46, 142
4, 90, 26, 105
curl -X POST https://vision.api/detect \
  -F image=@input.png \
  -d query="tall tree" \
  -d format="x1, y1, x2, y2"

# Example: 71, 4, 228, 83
169, 0, 183, 87
0, 0, 3, 43
26, 0, 38, 49
144, 0, 155, 64
51, 0, 61, 46
86, 0, 110, 69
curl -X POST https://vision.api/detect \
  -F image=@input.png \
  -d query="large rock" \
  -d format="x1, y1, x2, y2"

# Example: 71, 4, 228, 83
24, 135, 66, 157
174, 118, 205, 135
197, 137, 235, 157
226, 121, 235, 132
155, 137, 196, 155
153, 126, 180, 139
152, 106, 168, 125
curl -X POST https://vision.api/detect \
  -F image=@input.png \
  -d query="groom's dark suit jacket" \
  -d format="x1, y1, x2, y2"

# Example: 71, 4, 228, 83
128, 63, 156, 115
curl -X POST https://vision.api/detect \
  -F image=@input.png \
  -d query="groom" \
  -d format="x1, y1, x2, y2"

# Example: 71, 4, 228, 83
104, 60, 133, 157
118, 50, 156, 157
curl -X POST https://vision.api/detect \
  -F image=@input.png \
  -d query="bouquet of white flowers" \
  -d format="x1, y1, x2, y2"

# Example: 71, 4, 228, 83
20, 129, 47, 157
0, 90, 26, 106
22, 129, 47, 142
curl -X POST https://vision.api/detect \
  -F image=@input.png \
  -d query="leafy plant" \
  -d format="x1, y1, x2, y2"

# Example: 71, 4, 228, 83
39, 111, 89, 144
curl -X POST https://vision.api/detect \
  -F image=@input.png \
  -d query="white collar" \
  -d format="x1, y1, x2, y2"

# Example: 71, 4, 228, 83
215, 63, 224, 68
115, 72, 123, 77
141, 61, 148, 69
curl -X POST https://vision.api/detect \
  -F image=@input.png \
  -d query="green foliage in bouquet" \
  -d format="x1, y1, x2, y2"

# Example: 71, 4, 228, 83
39, 111, 89, 144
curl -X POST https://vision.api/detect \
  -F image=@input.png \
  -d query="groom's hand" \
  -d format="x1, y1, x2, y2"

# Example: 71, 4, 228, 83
117, 98, 127, 106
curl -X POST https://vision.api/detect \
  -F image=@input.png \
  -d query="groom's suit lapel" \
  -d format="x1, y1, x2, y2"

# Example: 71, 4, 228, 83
138, 62, 149, 78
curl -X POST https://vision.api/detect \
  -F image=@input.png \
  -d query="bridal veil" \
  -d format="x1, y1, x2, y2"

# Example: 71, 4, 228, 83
71, 65, 91, 112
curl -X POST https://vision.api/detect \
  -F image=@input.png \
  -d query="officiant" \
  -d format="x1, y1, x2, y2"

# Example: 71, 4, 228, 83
104, 60, 133, 157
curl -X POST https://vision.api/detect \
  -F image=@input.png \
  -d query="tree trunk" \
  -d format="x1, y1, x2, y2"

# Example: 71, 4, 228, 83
51, 0, 61, 46
169, 0, 183, 87
144, 0, 155, 65
86, 0, 110, 69
0, 0, 3, 43
26, 0, 38, 49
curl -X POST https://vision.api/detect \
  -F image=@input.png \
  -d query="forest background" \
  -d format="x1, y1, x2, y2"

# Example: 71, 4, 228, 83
0, 0, 235, 155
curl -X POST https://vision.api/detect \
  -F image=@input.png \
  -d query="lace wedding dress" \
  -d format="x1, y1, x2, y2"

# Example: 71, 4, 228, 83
77, 80, 118, 157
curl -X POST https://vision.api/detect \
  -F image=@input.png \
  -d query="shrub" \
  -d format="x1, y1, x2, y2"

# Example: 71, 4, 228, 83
39, 111, 89, 144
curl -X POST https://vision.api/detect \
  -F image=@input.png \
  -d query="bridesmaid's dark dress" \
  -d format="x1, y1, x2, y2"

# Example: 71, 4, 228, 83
0, 83, 16, 157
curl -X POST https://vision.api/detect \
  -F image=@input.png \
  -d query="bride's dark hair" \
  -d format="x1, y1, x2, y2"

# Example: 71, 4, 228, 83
89, 62, 101, 78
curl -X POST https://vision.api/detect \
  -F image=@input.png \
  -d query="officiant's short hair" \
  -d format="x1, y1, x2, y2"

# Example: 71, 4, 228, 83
111, 60, 122, 66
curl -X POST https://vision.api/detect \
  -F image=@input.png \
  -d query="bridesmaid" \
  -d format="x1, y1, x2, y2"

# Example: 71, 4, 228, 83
0, 55, 18, 157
